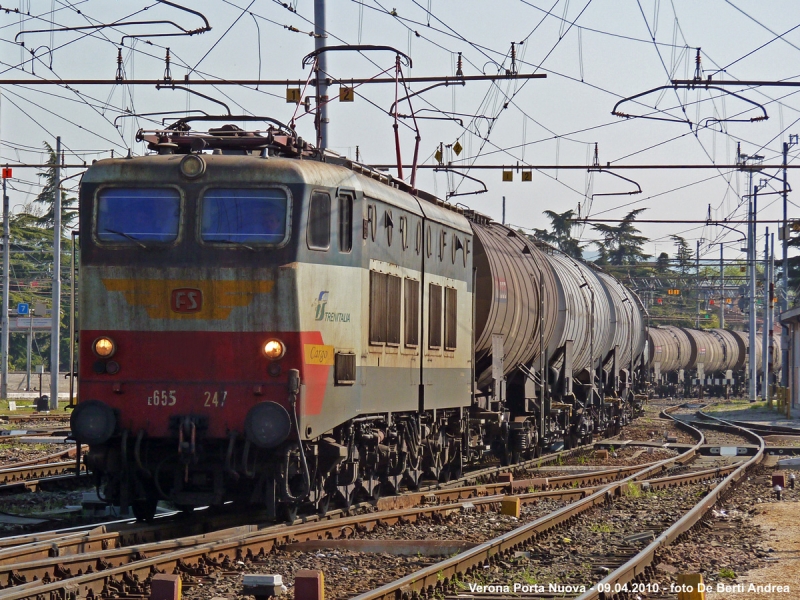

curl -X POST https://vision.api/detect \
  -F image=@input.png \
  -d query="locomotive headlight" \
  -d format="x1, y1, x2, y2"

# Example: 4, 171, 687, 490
263, 339, 286, 360
179, 154, 206, 179
93, 336, 116, 358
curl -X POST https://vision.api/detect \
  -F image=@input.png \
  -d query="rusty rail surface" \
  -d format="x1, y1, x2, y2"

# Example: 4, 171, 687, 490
0, 415, 71, 423
9, 446, 78, 470
574, 409, 765, 600
0, 465, 734, 600
0, 406, 687, 599
0, 428, 706, 597
346, 406, 706, 600
0, 461, 83, 486
0, 457, 734, 585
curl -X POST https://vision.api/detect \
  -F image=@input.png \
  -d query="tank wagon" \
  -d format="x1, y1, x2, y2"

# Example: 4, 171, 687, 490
648, 325, 781, 398
71, 121, 648, 521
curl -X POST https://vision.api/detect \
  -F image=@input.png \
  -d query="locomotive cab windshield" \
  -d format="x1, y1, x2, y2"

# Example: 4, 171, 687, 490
96, 187, 181, 245
201, 187, 289, 246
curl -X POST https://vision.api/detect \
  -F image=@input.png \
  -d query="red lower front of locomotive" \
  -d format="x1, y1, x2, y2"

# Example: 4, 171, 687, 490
74, 329, 327, 517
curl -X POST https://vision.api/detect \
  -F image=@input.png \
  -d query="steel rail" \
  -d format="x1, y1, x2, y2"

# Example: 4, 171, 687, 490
2, 446, 77, 469
576, 411, 764, 600
346, 406, 705, 600
0, 407, 686, 595
0, 445, 590, 578
0, 448, 739, 598
0, 486, 598, 597
0, 461, 82, 485
0, 450, 663, 585
0, 459, 738, 579
0, 458, 732, 596
0, 415, 70, 422
0, 452, 688, 578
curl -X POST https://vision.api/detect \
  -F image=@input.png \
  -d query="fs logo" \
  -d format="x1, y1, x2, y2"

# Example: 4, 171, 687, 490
314, 291, 329, 321
171, 288, 203, 313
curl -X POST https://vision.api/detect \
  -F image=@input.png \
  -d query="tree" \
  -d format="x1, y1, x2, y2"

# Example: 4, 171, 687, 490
671, 235, 694, 274
2, 144, 78, 374
531, 209, 584, 259
35, 142, 77, 232
656, 252, 670, 273
591, 208, 650, 265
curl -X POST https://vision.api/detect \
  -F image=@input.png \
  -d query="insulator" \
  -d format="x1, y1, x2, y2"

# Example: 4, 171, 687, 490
163, 47, 173, 82
456, 52, 463, 77
694, 47, 702, 81
115, 48, 124, 82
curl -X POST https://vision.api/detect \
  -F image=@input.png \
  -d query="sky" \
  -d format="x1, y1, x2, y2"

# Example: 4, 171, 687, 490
1, 0, 799, 265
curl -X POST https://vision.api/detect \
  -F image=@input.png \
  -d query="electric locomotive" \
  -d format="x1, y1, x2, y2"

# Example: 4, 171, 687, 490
72, 120, 647, 521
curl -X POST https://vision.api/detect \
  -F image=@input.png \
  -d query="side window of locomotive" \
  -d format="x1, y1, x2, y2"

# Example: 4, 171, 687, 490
201, 188, 288, 245
96, 188, 180, 244
444, 287, 457, 350
428, 283, 442, 349
369, 271, 387, 344
307, 191, 331, 250
338, 193, 353, 253
369, 271, 401, 346
404, 278, 419, 347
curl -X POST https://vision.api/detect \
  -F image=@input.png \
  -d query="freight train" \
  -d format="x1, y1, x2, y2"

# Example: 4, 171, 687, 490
71, 120, 648, 521
648, 325, 781, 398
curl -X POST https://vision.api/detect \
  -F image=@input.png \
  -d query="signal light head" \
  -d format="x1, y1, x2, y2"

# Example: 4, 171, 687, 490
93, 336, 116, 358
263, 339, 286, 360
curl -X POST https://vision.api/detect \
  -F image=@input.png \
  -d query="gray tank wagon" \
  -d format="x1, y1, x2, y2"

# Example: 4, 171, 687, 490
594, 271, 647, 388
471, 221, 648, 447
649, 325, 781, 398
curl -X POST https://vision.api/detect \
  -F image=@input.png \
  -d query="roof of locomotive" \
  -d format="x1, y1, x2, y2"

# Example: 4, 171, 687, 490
82, 152, 472, 234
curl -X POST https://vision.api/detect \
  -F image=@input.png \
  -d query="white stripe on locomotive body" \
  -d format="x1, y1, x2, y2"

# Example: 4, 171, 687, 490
294, 260, 473, 438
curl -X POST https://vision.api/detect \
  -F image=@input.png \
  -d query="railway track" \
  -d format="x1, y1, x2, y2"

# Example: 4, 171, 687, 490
0, 414, 71, 423
0, 403, 704, 600
0, 445, 84, 494
0, 454, 728, 598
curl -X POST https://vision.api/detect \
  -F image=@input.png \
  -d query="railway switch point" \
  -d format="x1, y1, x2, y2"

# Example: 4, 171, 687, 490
500, 496, 521, 518
676, 573, 706, 600
150, 574, 182, 600
294, 570, 324, 600
243, 574, 286, 599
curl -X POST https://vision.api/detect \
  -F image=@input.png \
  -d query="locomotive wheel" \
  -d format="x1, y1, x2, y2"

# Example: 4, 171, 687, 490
132, 497, 158, 522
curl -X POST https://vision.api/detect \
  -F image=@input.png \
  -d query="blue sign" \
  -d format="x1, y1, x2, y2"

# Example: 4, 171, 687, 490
17, 303, 29, 315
